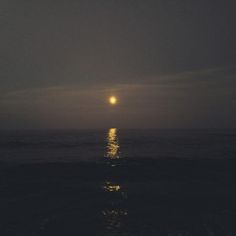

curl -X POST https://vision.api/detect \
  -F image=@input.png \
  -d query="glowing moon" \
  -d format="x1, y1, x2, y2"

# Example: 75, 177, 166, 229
109, 96, 117, 105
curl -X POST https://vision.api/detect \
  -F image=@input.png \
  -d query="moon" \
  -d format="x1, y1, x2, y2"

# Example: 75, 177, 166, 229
109, 96, 117, 105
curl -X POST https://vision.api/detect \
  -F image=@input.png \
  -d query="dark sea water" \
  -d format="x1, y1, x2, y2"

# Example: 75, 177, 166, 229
0, 129, 236, 235
0, 129, 236, 163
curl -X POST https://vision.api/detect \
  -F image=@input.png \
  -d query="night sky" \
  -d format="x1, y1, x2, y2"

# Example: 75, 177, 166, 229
1, 0, 236, 129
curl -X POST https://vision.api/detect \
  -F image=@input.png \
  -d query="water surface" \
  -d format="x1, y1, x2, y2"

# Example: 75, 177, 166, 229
0, 129, 236, 235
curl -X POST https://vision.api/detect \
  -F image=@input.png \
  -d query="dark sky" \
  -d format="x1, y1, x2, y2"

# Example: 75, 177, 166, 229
1, 0, 236, 129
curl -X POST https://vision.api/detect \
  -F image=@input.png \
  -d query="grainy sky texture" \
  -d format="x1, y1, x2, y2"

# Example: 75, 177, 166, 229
1, 0, 236, 129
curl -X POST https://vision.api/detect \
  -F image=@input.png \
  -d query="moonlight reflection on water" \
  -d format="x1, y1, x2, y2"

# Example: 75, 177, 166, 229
105, 128, 120, 159
101, 128, 128, 235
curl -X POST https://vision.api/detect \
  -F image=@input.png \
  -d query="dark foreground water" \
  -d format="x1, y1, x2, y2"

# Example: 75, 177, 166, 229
0, 129, 236, 235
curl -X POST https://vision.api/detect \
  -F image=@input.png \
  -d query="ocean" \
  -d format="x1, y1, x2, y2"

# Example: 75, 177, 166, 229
0, 129, 235, 163
0, 129, 236, 235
